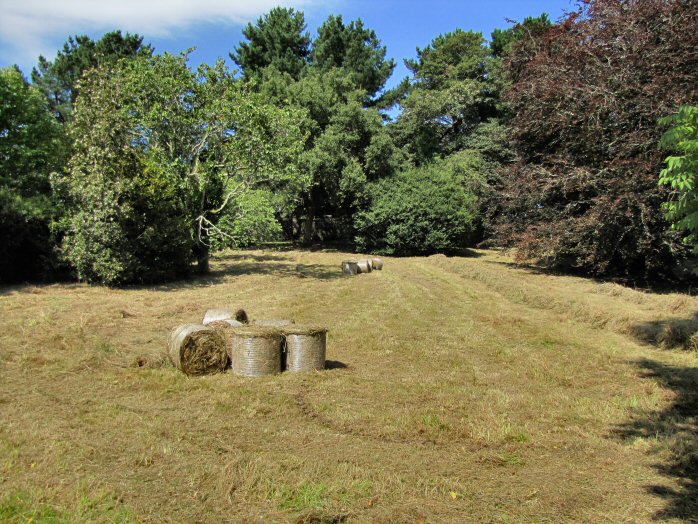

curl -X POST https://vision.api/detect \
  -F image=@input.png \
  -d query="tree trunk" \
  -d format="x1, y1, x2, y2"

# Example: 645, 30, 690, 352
196, 243, 210, 274
301, 198, 315, 246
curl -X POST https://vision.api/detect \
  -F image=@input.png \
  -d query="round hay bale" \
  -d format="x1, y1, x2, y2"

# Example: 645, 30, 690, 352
357, 260, 372, 273
282, 325, 328, 372
253, 319, 295, 327
371, 257, 383, 270
208, 319, 244, 330
202, 308, 231, 325
341, 260, 359, 275
230, 326, 283, 377
203, 308, 248, 325
167, 324, 227, 376
206, 320, 243, 357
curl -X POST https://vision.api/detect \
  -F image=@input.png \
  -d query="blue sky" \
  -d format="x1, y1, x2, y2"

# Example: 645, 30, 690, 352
0, 0, 576, 90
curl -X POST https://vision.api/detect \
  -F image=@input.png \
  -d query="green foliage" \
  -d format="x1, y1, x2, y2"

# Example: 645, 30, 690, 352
311, 15, 395, 99
231, 7, 311, 80
490, 14, 552, 58
231, 8, 403, 243
211, 190, 282, 249
0, 66, 64, 283
58, 53, 307, 284
31, 31, 151, 123
396, 30, 503, 163
56, 62, 191, 285
659, 106, 698, 262
354, 153, 482, 255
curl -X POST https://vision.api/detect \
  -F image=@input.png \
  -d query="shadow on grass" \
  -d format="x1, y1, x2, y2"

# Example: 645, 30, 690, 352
145, 251, 343, 292
612, 359, 698, 520
628, 316, 698, 350
0, 250, 344, 296
325, 360, 348, 370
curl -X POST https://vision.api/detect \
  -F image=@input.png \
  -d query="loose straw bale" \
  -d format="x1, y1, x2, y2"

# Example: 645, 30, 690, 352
167, 324, 227, 376
371, 258, 384, 270
357, 260, 372, 273
282, 325, 328, 372
253, 319, 295, 327
230, 327, 283, 377
341, 260, 360, 275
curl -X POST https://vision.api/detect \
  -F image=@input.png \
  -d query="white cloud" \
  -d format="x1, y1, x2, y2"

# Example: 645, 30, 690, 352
0, 0, 324, 67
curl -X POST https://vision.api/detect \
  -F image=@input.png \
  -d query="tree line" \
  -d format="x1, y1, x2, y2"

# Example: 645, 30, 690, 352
1, 0, 696, 286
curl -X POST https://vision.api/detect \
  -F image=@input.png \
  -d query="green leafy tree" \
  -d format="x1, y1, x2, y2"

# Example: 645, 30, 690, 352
490, 14, 551, 58
211, 189, 283, 250
311, 15, 395, 100
58, 53, 307, 285
31, 30, 151, 123
395, 30, 503, 163
239, 10, 405, 244
230, 7, 311, 81
354, 153, 482, 255
0, 66, 64, 283
659, 106, 698, 265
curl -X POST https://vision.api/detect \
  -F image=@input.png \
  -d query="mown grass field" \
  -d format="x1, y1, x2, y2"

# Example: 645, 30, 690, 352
1, 248, 697, 523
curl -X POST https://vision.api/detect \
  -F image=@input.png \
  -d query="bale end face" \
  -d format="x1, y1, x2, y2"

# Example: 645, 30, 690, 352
357, 260, 372, 274
371, 258, 384, 270
203, 308, 248, 325
168, 323, 227, 376
341, 260, 359, 275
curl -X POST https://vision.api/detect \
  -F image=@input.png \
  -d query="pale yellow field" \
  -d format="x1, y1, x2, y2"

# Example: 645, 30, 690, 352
0, 249, 696, 523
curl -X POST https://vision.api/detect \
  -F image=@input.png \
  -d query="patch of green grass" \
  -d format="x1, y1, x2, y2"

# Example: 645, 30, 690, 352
276, 482, 329, 511
423, 414, 448, 430
497, 452, 524, 466
0, 491, 133, 524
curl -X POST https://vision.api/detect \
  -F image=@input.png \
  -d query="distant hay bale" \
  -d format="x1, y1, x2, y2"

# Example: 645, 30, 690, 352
371, 258, 384, 270
253, 319, 295, 327
202, 308, 249, 325
283, 325, 327, 372
357, 260, 372, 273
341, 260, 360, 275
167, 324, 227, 376
230, 326, 283, 377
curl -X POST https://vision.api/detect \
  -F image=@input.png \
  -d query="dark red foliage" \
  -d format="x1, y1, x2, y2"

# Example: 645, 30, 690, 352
493, 0, 698, 280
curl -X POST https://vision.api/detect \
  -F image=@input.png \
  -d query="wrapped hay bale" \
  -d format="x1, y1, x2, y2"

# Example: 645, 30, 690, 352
253, 319, 295, 327
283, 325, 328, 372
341, 260, 360, 275
202, 308, 249, 325
230, 326, 283, 377
371, 258, 384, 270
357, 260, 372, 273
168, 324, 227, 376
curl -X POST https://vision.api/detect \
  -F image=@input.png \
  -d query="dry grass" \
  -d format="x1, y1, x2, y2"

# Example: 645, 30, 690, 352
0, 248, 697, 523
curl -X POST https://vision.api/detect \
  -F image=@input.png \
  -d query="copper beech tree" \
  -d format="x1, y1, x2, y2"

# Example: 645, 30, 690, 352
492, 0, 698, 280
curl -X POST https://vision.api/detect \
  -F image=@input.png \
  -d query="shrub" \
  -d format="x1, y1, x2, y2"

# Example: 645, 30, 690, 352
354, 154, 481, 255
